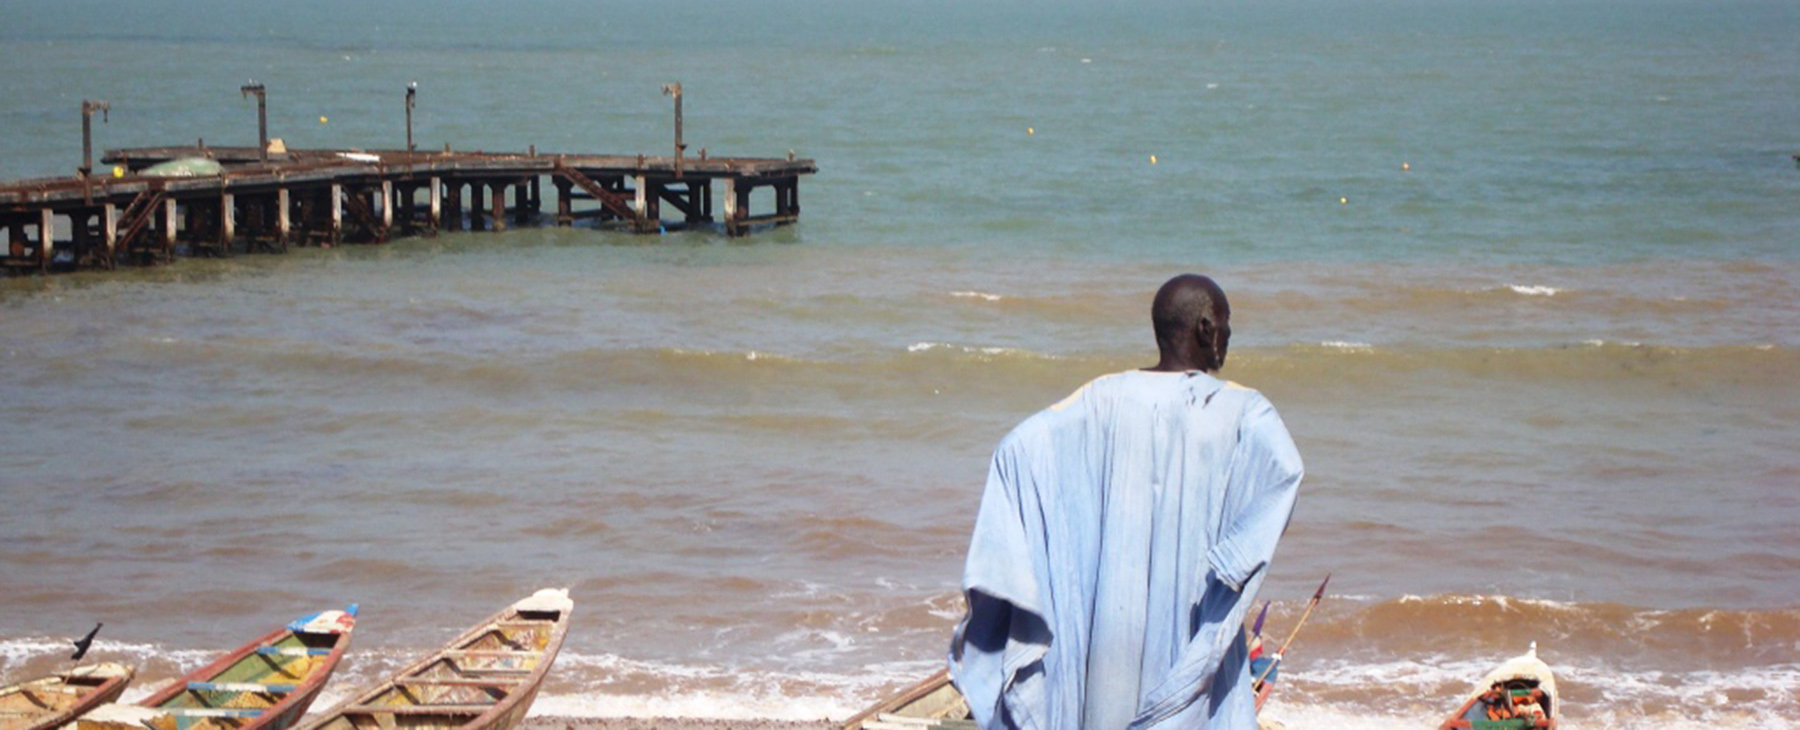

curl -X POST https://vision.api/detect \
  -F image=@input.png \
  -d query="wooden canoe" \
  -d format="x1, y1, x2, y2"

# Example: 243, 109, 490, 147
1437, 644, 1558, 730
78, 607, 357, 730
0, 663, 135, 730
295, 588, 574, 730
839, 670, 973, 730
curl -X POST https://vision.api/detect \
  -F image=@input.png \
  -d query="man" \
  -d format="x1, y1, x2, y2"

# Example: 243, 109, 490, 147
949, 274, 1304, 730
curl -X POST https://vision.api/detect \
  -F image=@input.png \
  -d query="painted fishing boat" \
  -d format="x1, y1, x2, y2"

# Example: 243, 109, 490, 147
78, 607, 357, 730
1437, 643, 1558, 730
840, 670, 972, 730
0, 663, 135, 730
294, 588, 574, 730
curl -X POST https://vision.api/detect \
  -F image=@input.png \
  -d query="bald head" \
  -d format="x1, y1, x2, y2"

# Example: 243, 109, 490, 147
1149, 274, 1231, 373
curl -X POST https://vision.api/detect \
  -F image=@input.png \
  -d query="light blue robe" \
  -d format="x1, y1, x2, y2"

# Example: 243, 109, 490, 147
949, 370, 1303, 730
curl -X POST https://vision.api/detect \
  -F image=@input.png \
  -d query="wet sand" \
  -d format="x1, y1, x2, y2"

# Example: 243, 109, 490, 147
525, 717, 836, 730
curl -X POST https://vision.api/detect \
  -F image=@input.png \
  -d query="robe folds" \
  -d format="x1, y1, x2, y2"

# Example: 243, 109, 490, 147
949, 369, 1304, 730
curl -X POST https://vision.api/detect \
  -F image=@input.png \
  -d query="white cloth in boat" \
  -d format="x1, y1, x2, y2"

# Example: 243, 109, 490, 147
949, 370, 1303, 730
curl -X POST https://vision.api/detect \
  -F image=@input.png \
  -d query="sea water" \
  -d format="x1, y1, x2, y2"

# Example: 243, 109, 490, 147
1, 0, 1796, 727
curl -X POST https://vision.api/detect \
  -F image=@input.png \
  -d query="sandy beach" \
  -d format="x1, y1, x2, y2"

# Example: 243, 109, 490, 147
524, 719, 835, 730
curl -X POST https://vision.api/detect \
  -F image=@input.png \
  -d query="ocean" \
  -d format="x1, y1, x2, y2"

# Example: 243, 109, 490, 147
1, 0, 1796, 727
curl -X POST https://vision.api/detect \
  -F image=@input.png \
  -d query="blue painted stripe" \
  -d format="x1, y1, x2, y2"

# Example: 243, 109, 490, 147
255, 647, 331, 656
188, 682, 297, 693
161, 708, 266, 718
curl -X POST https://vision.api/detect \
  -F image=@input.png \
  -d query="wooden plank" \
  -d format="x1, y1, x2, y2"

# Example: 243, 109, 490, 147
340, 705, 493, 716
390, 678, 521, 688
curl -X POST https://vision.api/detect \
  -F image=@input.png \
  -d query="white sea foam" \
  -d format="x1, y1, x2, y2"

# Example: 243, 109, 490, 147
949, 290, 1003, 302
905, 342, 1054, 359
1507, 284, 1562, 296
1317, 340, 1374, 351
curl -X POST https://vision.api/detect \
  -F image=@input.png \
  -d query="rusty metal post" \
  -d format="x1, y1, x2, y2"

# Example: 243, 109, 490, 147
241, 82, 267, 163
405, 82, 417, 152
80, 100, 109, 177
662, 83, 685, 177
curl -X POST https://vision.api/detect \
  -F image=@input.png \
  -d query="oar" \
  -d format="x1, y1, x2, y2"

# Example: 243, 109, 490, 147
1253, 574, 1331, 691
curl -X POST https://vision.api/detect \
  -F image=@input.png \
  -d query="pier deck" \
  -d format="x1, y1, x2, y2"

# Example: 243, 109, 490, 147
1, 146, 816, 274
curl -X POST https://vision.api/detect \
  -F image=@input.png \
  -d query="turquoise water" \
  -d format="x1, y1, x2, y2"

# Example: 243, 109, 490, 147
1, 1, 1796, 727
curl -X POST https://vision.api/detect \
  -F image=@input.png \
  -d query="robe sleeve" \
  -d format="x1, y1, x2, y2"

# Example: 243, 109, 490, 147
950, 434, 1054, 730
1128, 393, 1304, 729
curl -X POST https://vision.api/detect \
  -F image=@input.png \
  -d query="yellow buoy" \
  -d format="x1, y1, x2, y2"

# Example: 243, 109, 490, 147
319, 116, 328, 124
1340, 197, 1348, 204
1150, 155, 1158, 164
1402, 162, 1410, 171
1027, 127, 1034, 135
112, 165, 124, 178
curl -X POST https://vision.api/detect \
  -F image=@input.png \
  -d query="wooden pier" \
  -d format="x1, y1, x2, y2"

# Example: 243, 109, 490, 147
0, 145, 817, 274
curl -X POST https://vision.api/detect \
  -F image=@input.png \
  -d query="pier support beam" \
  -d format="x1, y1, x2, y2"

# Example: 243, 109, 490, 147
443, 181, 462, 231
381, 180, 394, 229
469, 183, 486, 231
162, 198, 177, 249
103, 203, 117, 264
220, 193, 236, 250
553, 178, 573, 227
491, 181, 507, 232
329, 183, 343, 244
40, 208, 55, 272
277, 188, 291, 247
428, 176, 442, 234
722, 178, 745, 237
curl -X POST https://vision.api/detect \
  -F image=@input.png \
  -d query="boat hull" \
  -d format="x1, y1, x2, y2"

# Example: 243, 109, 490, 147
80, 608, 356, 730
296, 589, 574, 730
0, 663, 135, 730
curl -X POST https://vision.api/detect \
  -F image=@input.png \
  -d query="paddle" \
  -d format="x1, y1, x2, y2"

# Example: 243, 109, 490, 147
1252, 574, 1330, 711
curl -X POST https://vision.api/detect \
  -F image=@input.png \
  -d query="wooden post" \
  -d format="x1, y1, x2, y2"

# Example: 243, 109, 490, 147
381, 180, 394, 228
721, 177, 738, 234
103, 202, 117, 258
444, 180, 462, 231
221, 192, 236, 247
429, 176, 442, 232
633, 175, 648, 217
39, 208, 55, 272
162, 198, 177, 246
329, 183, 343, 244
491, 181, 507, 232
276, 188, 291, 245
554, 177, 573, 227
469, 182, 486, 231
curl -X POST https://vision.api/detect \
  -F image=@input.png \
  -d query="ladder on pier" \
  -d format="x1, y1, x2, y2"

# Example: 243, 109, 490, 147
115, 186, 169, 265
553, 164, 645, 229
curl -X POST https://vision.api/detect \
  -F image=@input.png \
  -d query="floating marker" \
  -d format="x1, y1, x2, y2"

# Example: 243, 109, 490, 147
1402, 162, 1410, 171
1027, 127, 1034, 135
1150, 155, 1158, 164
319, 116, 328, 124
1340, 197, 1348, 204
112, 166, 124, 178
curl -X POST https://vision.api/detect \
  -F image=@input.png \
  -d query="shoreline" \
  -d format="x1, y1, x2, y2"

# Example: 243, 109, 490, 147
523, 717, 837, 730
